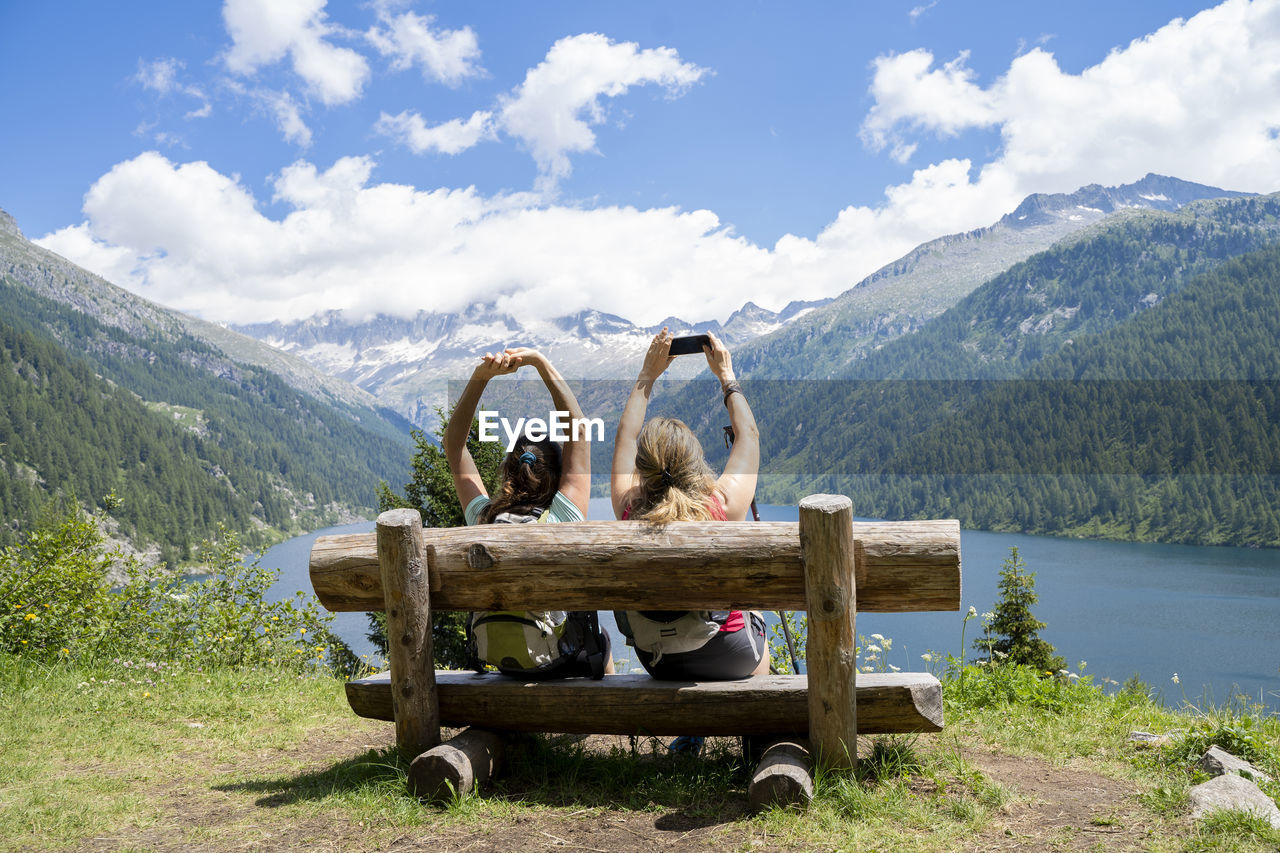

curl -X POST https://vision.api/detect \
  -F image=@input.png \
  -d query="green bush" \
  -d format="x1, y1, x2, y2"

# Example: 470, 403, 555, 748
0, 496, 118, 657
0, 497, 359, 676
946, 660, 1097, 714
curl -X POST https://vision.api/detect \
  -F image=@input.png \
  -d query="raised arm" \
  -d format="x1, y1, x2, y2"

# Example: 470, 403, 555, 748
505, 348, 590, 516
611, 328, 674, 518
705, 332, 759, 521
444, 352, 515, 511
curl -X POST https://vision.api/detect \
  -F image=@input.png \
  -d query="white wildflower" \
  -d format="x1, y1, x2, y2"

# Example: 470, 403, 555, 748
967, 606, 977, 618
921, 653, 933, 663
1171, 673, 1180, 684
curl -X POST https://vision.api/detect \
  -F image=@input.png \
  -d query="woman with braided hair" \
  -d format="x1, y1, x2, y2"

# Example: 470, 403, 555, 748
446, 347, 613, 677
610, 329, 769, 686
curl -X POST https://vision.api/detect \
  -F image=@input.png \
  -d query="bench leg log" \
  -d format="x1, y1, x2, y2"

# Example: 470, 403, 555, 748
748, 738, 814, 813
799, 495, 859, 770
377, 509, 439, 759
409, 727, 506, 801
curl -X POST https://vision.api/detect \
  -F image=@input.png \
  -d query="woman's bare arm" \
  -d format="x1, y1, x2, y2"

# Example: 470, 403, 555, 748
444, 352, 514, 511
611, 328, 674, 518
704, 333, 759, 521
505, 348, 590, 516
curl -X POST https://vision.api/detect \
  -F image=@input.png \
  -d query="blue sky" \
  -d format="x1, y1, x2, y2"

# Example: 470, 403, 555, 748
3, 0, 1278, 326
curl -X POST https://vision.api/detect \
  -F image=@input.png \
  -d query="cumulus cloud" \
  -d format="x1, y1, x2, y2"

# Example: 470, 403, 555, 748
374, 109, 495, 155
378, 32, 708, 190
366, 4, 483, 85
221, 0, 369, 105
35, 0, 1280, 331
862, 0, 1280, 206
35, 151, 986, 327
498, 33, 708, 190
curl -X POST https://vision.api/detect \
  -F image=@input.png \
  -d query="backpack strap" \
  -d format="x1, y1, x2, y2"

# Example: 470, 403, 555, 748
582, 610, 606, 680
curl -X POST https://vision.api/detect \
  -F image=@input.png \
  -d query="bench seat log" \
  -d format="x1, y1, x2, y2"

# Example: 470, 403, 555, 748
310, 520, 960, 613
345, 671, 944, 737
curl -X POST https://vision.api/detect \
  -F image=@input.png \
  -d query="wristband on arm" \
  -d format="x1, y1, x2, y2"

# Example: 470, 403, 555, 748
722, 380, 743, 407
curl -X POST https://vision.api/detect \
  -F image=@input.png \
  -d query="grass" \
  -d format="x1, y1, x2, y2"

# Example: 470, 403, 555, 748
2, 655, 1279, 852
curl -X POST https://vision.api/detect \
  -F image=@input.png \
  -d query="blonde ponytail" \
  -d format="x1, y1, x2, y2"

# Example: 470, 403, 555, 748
629, 417, 719, 522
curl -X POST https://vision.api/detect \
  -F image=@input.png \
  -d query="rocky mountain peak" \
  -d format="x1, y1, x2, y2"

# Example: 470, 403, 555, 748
0, 208, 24, 239
1000, 174, 1251, 229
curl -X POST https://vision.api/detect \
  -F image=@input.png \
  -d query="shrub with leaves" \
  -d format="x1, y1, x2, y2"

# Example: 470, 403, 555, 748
0, 496, 120, 657
0, 497, 359, 676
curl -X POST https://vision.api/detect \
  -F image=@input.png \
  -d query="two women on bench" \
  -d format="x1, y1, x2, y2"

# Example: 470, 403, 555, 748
444, 333, 766, 683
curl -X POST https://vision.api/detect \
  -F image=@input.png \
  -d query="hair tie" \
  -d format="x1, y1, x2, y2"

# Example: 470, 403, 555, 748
519, 450, 536, 465
660, 469, 674, 487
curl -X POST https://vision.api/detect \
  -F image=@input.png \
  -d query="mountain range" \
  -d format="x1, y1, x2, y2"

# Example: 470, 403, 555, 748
232, 174, 1252, 425
4, 171, 1278, 552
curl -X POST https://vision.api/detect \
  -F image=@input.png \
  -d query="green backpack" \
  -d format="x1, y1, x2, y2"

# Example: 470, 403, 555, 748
466, 508, 606, 679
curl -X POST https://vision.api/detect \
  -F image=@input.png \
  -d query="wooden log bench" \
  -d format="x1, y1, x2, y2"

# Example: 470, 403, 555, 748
309, 495, 961, 809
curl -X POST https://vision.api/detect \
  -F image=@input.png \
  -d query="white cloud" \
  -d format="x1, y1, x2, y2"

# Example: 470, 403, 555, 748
266, 90, 313, 148
35, 151, 991, 328
366, 6, 483, 86
374, 109, 495, 155
909, 2, 938, 22
135, 57, 212, 119
376, 32, 708, 190
136, 58, 184, 93
221, 0, 369, 105
861, 49, 999, 159
35, 0, 1280, 332
862, 0, 1280, 205
497, 33, 708, 190
226, 82, 314, 147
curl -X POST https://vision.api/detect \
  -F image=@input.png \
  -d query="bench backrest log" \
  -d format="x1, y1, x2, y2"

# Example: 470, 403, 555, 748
309, 496, 961, 769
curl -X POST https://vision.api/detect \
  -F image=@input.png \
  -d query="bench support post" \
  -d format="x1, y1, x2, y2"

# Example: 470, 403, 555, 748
377, 508, 439, 759
409, 727, 505, 801
799, 494, 859, 770
748, 737, 814, 812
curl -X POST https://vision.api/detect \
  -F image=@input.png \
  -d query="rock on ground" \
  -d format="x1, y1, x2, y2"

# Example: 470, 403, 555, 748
1196, 746, 1272, 782
1188, 773, 1280, 829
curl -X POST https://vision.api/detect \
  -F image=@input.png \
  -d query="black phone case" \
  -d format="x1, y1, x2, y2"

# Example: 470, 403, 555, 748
669, 335, 710, 356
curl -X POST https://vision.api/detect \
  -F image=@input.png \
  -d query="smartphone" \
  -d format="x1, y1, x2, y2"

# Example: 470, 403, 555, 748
668, 334, 710, 356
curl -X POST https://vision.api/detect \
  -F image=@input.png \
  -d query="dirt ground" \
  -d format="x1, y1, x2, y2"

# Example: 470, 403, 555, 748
71, 725, 1164, 853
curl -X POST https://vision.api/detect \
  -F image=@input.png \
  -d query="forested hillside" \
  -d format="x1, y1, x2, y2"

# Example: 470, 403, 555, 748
657, 194, 1280, 546
0, 279, 412, 562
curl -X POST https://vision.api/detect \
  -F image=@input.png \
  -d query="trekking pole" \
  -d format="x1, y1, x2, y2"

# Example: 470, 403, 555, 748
724, 424, 801, 675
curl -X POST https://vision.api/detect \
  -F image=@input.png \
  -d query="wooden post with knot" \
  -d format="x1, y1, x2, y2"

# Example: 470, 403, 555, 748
376, 508, 439, 759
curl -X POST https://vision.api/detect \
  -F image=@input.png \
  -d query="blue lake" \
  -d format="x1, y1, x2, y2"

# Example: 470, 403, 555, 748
264, 500, 1280, 710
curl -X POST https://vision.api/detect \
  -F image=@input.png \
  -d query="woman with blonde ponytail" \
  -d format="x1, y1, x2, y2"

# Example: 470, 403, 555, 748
611, 329, 769, 687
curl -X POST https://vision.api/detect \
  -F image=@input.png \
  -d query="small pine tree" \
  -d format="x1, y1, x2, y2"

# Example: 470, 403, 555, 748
976, 546, 1065, 673
368, 407, 503, 668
